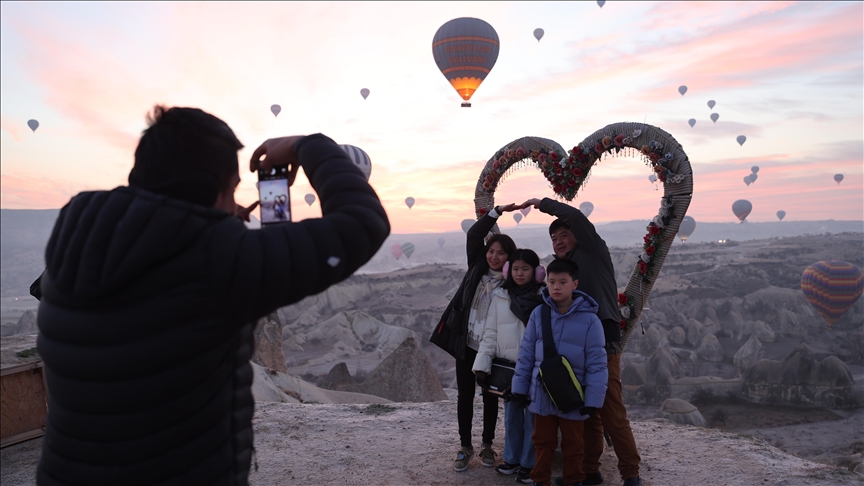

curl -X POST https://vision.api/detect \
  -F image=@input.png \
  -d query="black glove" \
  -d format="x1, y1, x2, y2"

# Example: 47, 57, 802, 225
501, 387, 513, 402
579, 407, 598, 418
475, 371, 488, 388
511, 393, 530, 408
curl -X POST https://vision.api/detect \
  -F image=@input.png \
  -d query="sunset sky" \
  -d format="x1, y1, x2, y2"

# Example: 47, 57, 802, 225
1, 1, 862, 233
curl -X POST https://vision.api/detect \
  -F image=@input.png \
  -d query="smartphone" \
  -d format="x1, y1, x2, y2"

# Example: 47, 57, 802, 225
257, 165, 291, 225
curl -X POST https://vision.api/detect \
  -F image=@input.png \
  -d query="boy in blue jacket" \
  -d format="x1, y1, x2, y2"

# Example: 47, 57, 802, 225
511, 259, 608, 486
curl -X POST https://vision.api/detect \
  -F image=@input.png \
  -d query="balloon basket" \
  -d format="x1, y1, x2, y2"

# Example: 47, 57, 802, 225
461, 102, 471, 108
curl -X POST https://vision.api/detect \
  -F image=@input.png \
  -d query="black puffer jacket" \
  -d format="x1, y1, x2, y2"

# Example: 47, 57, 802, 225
430, 213, 498, 360
35, 134, 390, 486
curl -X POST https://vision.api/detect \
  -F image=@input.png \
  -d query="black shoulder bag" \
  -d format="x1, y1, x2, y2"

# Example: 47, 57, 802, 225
538, 305, 585, 413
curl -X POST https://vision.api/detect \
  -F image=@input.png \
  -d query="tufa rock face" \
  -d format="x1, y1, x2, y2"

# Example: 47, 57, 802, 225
744, 344, 854, 386
668, 326, 686, 346
658, 398, 707, 428
733, 335, 764, 370
697, 334, 725, 363
646, 345, 683, 385
0, 309, 38, 336
253, 313, 288, 373
622, 362, 646, 386
686, 319, 706, 347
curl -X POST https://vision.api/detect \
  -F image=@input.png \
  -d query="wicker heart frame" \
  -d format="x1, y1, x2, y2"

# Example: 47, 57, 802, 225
472, 122, 693, 351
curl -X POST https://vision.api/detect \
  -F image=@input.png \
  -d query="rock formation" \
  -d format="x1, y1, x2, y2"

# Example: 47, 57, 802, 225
686, 318, 705, 347
697, 333, 724, 362
0, 310, 37, 336
657, 398, 707, 428
253, 313, 288, 373
668, 326, 686, 346
733, 334, 763, 370
622, 362, 646, 386
646, 345, 683, 385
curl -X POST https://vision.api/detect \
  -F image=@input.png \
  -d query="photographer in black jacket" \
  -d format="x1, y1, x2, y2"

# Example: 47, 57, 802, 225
35, 106, 390, 486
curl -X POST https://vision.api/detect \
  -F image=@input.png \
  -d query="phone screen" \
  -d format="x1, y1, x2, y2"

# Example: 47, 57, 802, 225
258, 166, 291, 225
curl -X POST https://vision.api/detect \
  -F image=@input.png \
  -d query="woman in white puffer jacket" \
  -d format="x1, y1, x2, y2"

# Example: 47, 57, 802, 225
473, 249, 546, 483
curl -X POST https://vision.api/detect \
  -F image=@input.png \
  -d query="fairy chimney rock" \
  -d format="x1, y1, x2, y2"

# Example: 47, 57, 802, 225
658, 398, 707, 428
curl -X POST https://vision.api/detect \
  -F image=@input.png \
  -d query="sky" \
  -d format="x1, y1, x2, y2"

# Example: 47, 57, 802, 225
1, 1, 862, 234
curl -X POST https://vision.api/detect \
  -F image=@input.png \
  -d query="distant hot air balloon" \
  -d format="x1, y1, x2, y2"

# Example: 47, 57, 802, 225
732, 199, 752, 222
391, 243, 403, 260
437, 237, 445, 248
304, 194, 316, 206
688, 119, 696, 128
678, 216, 696, 243
533, 28, 544, 41
513, 213, 522, 224
744, 175, 752, 186
270, 105, 281, 117
834, 174, 844, 185
710, 113, 719, 123
801, 261, 864, 329
360, 88, 370, 100
579, 201, 594, 218
707, 100, 716, 109
405, 197, 415, 209
27, 119, 39, 132
597, 0, 605, 7
339, 144, 372, 181
750, 173, 758, 183
678, 85, 687, 96
751, 166, 759, 174
520, 207, 531, 217
776, 210, 786, 221
432, 18, 500, 107
649, 174, 658, 183
737, 135, 747, 146
461, 219, 475, 233
401, 242, 416, 259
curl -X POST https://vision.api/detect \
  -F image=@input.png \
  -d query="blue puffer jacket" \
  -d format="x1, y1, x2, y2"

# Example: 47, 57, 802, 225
511, 288, 608, 420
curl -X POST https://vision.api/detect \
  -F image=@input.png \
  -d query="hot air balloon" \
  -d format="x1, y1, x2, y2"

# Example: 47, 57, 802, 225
597, 0, 605, 7
688, 119, 696, 128
27, 119, 39, 132
649, 174, 657, 183
520, 207, 531, 217
437, 237, 445, 248
750, 173, 758, 183
391, 243, 403, 260
432, 18, 500, 107
678, 216, 696, 243
360, 88, 370, 100
401, 242, 416, 259
579, 201, 594, 218
801, 261, 864, 329
513, 213, 522, 224
533, 28, 544, 41
339, 144, 372, 181
776, 210, 786, 221
405, 197, 415, 209
834, 174, 844, 185
743, 175, 752, 186
304, 194, 316, 206
707, 100, 716, 109
751, 166, 759, 174
678, 86, 687, 96
461, 219, 474, 233
710, 113, 719, 123
732, 199, 752, 222
737, 135, 747, 146
270, 105, 281, 117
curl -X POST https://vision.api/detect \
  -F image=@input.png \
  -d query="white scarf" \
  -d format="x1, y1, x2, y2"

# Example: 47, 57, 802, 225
466, 268, 504, 350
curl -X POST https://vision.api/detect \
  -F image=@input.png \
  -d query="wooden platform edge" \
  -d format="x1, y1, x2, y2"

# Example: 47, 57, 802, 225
0, 426, 45, 448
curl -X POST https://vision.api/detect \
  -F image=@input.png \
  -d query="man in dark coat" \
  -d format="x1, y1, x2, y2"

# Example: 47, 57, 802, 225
523, 197, 643, 486
35, 106, 390, 486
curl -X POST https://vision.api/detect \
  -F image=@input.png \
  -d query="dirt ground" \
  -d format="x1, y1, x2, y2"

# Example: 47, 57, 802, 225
4, 400, 862, 486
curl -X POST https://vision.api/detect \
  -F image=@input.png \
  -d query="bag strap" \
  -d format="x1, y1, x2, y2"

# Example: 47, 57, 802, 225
541, 305, 558, 360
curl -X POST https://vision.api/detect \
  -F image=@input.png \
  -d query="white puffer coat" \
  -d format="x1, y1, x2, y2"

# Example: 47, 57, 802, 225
472, 287, 540, 373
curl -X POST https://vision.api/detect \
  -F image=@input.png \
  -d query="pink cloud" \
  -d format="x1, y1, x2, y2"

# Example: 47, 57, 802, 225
1, 116, 27, 142
0, 173, 81, 209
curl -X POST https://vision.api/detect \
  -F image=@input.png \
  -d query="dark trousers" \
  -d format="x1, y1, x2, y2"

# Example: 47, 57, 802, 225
456, 347, 498, 448
582, 352, 641, 480
532, 414, 584, 486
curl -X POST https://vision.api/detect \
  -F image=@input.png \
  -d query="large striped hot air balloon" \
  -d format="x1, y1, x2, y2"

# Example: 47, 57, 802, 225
432, 18, 500, 107
801, 261, 864, 329
732, 199, 752, 222
391, 243, 403, 260
401, 242, 416, 259
339, 144, 372, 181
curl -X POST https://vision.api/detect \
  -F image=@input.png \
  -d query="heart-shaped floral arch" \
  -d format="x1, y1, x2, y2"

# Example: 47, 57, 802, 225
473, 122, 693, 351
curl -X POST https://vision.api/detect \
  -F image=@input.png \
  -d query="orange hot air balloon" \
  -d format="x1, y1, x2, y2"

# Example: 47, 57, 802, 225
432, 18, 500, 107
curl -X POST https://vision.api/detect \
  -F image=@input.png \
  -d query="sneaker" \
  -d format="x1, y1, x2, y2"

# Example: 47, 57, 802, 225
453, 447, 474, 472
515, 467, 534, 484
622, 477, 643, 486
582, 471, 603, 485
495, 462, 521, 475
479, 443, 496, 467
